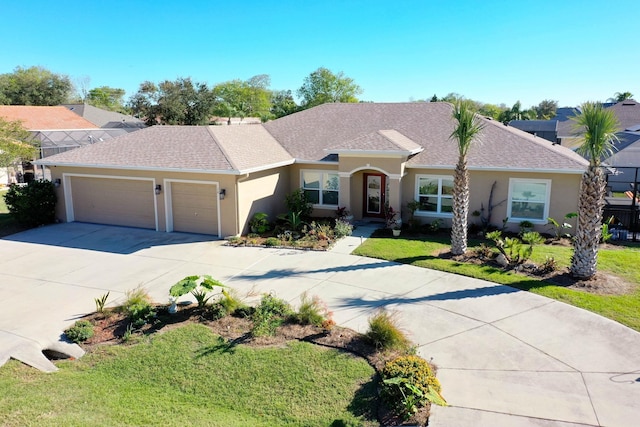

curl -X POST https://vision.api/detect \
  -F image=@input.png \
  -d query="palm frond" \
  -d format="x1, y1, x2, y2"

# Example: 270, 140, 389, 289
450, 100, 484, 157
572, 102, 619, 165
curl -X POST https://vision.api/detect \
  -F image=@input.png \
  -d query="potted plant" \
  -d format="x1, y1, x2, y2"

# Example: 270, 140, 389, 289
392, 225, 402, 237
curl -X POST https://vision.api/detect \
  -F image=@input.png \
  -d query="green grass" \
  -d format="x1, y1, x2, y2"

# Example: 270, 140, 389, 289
0, 324, 377, 426
353, 234, 640, 332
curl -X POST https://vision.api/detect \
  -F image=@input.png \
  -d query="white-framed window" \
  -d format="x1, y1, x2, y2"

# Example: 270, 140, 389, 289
507, 178, 551, 223
415, 175, 454, 215
301, 170, 339, 206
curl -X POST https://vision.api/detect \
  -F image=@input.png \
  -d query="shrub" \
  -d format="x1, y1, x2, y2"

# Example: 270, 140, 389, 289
218, 289, 247, 315
334, 219, 353, 238
365, 309, 411, 352
486, 230, 543, 265
295, 292, 331, 327
264, 237, 280, 247
285, 188, 313, 218
251, 294, 294, 337
169, 275, 225, 309
381, 355, 446, 419
249, 212, 270, 234
3, 180, 57, 227
202, 302, 227, 321
64, 320, 94, 343
120, 287, 156, 329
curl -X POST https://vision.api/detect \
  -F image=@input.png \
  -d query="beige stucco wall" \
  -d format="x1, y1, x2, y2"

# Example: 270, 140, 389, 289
49, 166, 238, 237
237, 167, 290, 235
402, 168, 582, 234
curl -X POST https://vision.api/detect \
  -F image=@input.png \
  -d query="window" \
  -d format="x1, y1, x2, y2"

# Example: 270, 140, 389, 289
302, 171, 339, 206
416, 175, 453, 215
507, 179, 551, 222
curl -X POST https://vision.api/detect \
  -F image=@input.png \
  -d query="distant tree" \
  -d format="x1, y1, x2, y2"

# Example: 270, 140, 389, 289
478, 103, 504, 120
0, 66, 72, 106
87, 86, 126, 112
270, 89, 298, 118
499, 101, 535, 124
297, 67, 362, 109
212, 75, 273, 123
535, 99, 558, 119
128, 78, 214, 125
608, 91, 634, 102
0, 118, 37, 168
430, 94, 439, 102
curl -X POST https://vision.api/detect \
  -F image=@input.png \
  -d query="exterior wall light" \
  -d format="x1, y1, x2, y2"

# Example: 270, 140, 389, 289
54, 179, 61, 188
155, 184, 162, 195
219, 189, 226, 200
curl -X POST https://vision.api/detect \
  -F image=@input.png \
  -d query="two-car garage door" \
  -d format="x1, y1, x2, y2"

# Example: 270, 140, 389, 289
68, 176, 219, 236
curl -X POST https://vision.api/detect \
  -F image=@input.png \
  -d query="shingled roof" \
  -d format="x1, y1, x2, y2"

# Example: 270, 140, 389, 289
0, 106, 98, 130
62, 104, 146, 129
37, 125, 294, 173
38, 102, 588, 174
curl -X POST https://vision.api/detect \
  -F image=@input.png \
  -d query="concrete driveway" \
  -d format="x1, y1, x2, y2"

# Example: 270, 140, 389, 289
1, 223, 639, 426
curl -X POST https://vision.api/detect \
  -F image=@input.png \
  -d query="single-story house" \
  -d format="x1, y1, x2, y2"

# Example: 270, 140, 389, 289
36, 102, 588, 238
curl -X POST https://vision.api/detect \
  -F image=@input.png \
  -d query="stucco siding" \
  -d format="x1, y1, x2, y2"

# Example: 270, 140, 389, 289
237, 167, 290, 235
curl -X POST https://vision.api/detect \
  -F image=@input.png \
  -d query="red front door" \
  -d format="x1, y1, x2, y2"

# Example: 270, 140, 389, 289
363, 173, 386, 218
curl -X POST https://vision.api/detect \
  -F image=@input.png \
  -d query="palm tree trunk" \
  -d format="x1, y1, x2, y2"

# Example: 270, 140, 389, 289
451, 157, 469, 255
571, 166, 605, 278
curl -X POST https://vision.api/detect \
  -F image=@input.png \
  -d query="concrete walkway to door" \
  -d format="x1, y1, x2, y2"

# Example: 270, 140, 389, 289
0, 223, 639, 426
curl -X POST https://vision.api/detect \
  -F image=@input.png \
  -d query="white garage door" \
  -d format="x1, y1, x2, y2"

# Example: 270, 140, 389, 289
170, 182, 218, 235
71, 177, 156, 229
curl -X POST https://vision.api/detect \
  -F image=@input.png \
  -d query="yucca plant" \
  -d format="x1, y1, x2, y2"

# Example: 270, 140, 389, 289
570, 102, 619, 278
449, 100, 484, 255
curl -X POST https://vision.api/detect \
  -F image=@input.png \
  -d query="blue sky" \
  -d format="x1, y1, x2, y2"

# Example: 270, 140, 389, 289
1, 0, 637, 108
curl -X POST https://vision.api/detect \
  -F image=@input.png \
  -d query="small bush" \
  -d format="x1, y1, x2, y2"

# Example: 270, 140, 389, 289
120, 287, 156, 328
264, 237, 280, 247
202, 302, 227, 321
285, 188, 313, 218
334, 219, 353, 238
365, 309, 411, 352
64, 320, 94, 343
539, 256, 558, 274
218, 289, 246, 315
94, 292, 109, 313
251, 294, 294, 337
3, 180, 57, 227
295, 292, 331, 327
381, 355, 446, 419
249, 212, 270, 234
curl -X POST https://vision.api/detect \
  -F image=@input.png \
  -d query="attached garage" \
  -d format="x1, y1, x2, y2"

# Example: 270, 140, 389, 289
166, 180, 219, 236
68, 176, 156, 229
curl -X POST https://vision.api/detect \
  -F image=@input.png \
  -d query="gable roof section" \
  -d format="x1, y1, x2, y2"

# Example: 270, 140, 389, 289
207, 125, 294, 171
62, 104, 146, 129
607, 99, 640, 131
508, 120, 558, 133
37, 126, 234, 172
37, 125, 294, 174
0, 105, 98, 130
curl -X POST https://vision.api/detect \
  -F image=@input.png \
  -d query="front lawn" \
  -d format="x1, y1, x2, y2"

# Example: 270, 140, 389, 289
353, 233, 640, 332
0, 323, 377, 427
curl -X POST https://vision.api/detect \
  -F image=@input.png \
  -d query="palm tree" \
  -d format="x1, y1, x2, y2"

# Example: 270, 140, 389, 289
608, 91, 633, 103
570, 102, 619, 279
450, 100, 484, 255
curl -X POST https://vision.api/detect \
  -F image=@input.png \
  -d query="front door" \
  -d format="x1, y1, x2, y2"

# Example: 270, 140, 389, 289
364, 173, 386, 218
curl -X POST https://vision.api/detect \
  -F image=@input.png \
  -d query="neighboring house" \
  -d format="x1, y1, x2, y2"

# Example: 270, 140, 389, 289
62, 104, 146, 129
0, 106, 145, 185
36, 102, 588, 238
603, 131, 640, 192
508, 120, 558, 143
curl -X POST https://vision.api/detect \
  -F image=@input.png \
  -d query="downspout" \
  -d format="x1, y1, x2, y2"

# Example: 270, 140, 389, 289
235, 173, 250, 236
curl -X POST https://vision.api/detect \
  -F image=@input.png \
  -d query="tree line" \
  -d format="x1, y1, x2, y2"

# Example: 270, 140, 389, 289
0, 66, 363, 125
0, 65, 634, 126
